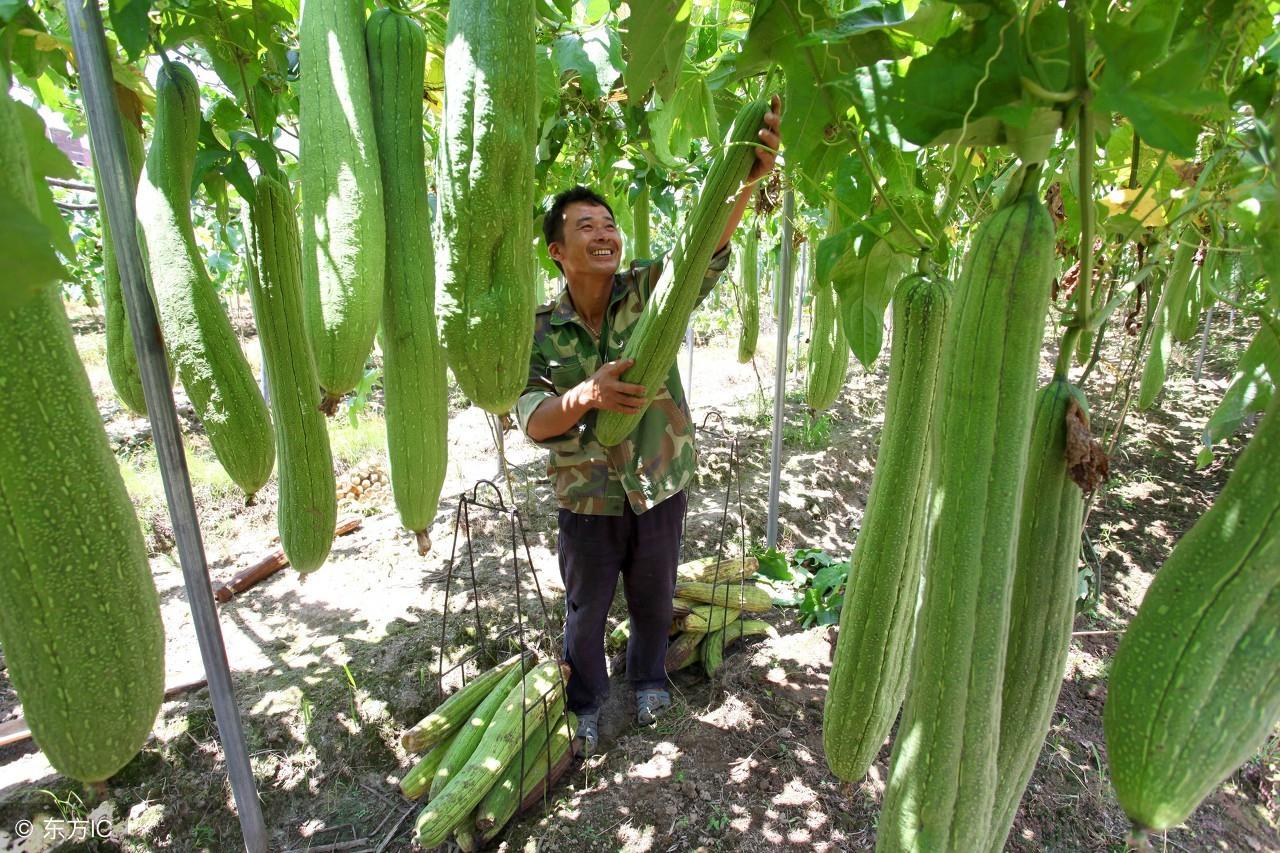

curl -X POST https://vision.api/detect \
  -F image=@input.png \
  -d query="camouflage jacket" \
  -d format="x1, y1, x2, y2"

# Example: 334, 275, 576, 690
516, 247, 731, 516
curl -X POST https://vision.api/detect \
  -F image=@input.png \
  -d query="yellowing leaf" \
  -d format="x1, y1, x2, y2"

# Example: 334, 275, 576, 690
1102, 187, 1166, 226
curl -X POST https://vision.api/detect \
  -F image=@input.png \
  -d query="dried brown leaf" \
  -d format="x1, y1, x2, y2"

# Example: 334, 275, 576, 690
1065, 399, 1109, 492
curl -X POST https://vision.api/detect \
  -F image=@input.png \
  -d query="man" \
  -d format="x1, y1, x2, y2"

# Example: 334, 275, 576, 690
517, 97, 781, 755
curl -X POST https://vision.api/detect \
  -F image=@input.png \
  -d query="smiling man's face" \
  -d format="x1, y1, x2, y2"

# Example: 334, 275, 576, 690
551, 201, 622, 280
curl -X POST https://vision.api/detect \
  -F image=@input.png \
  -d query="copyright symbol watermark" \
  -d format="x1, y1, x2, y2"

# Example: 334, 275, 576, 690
13, 819, 33, 838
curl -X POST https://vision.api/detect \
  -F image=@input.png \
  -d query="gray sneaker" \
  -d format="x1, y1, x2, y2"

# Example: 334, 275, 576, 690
635, 688, 671, 727
575, 711, 599, 756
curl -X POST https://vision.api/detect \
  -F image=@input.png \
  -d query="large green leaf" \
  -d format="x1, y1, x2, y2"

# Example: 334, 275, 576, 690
14, 100, 74, 180
648, 67, 718, 167
0, 184, 67, 308
1093, 16, 1229, 157
833, 235, 908, 369
14, 100, 75, 259
553, 24, 623, 101
1093, 2, 1185, 83
736, 0, 907, 183
623, 0, 691, 104
1201, 322, 1280, 457
536, 45, 561, 124
883, 10, 1025, 147
0, 1, 25, 23
108, 0, 152, 59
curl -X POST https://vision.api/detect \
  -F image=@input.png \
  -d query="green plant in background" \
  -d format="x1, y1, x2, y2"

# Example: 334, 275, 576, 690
37, 787, 90, 824
299, 692, 314, 729
344, 365, 384, 427
191, 821, 216, 847
751, 546, 850, 628
342, 663, 362, 725
783, 410, 832, 449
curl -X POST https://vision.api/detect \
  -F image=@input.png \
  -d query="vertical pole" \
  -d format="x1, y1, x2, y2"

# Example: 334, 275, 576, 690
766, 189, 794, 549
685, 324, 694, 407
65, 6, 268, 852
1193, 302, 1216, 383
793, 241, 807, 377
794, 242, 805, 355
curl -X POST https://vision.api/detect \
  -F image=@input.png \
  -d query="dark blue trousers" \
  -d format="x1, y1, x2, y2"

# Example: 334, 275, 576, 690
557, 490, 686, 714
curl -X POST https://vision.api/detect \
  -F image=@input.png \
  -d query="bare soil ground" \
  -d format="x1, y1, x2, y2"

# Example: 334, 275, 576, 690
0, 303, 1276, 852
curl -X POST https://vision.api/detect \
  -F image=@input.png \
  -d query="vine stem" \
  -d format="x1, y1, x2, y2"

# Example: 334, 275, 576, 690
210, 2, 264, 141
1020, 75, 1077, 103
936, 146, 973, 229
849, 130, 931, 252
1055, 0, 1093, 380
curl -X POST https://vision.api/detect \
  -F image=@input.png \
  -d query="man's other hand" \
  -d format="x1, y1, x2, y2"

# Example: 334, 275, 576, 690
576, 359, 648, 414
745, 94, 782, 185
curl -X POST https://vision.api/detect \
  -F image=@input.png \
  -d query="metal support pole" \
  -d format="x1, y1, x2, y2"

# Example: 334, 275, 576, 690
65, 5, 268, 852
793, 242, 806, 373
685, 324, 694, 407
766, 189, 794, 549
1193, 301, 1216, 383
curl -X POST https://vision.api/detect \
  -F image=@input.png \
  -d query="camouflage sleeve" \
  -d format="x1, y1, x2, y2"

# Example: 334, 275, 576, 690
636, 245, 731, 305
515, 340, 584, 453
692, 244, 732, 310
634, 257, 662, 303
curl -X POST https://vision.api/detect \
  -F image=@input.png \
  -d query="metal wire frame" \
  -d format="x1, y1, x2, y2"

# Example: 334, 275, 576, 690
431, 479, 572, 830
679, 410, 761, 684
684, 409, 748, 569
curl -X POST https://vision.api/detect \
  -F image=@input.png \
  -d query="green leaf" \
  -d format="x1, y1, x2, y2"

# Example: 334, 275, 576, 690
648, 68, 718, 167
832, 152, 874, 218
815, 608, 841, 626
884, 10, 1025, 147
552, 24, 622, 101
584, 0, 610, 24
869, 136, 937, 242
623, 0, 691, 104
228, 130, 277, 174
1232, 63, 1278, 114
833, 238, 901, 369
690, 14, 720, 63
1202, 323, 1279, 452
219, 149, 255, 202
108, 0, 152, 60
793, 546, 835, 567
0, 1, 24, 23
1093, 3, 1184, 82
810, 561, 849, 596
817, 227, 853, 287
0, 185, 67, 308
32, 176, 72, 259
1024, 1, 1069, 92
536, 45, 561, 124
737, 0, 907, 182
14, 100, 76, 259
1093, 27, 1226, 157
207, 97, 245, 133
801, 2, 908, 42
1076, 568, 1092, 600
1092, 85, 1208, 158
894, 0, 956, 45
755, 547, 794, 581
14, 100, 75, 180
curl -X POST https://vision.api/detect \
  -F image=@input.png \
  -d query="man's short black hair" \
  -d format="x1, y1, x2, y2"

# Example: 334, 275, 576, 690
543, 185, 615, 256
